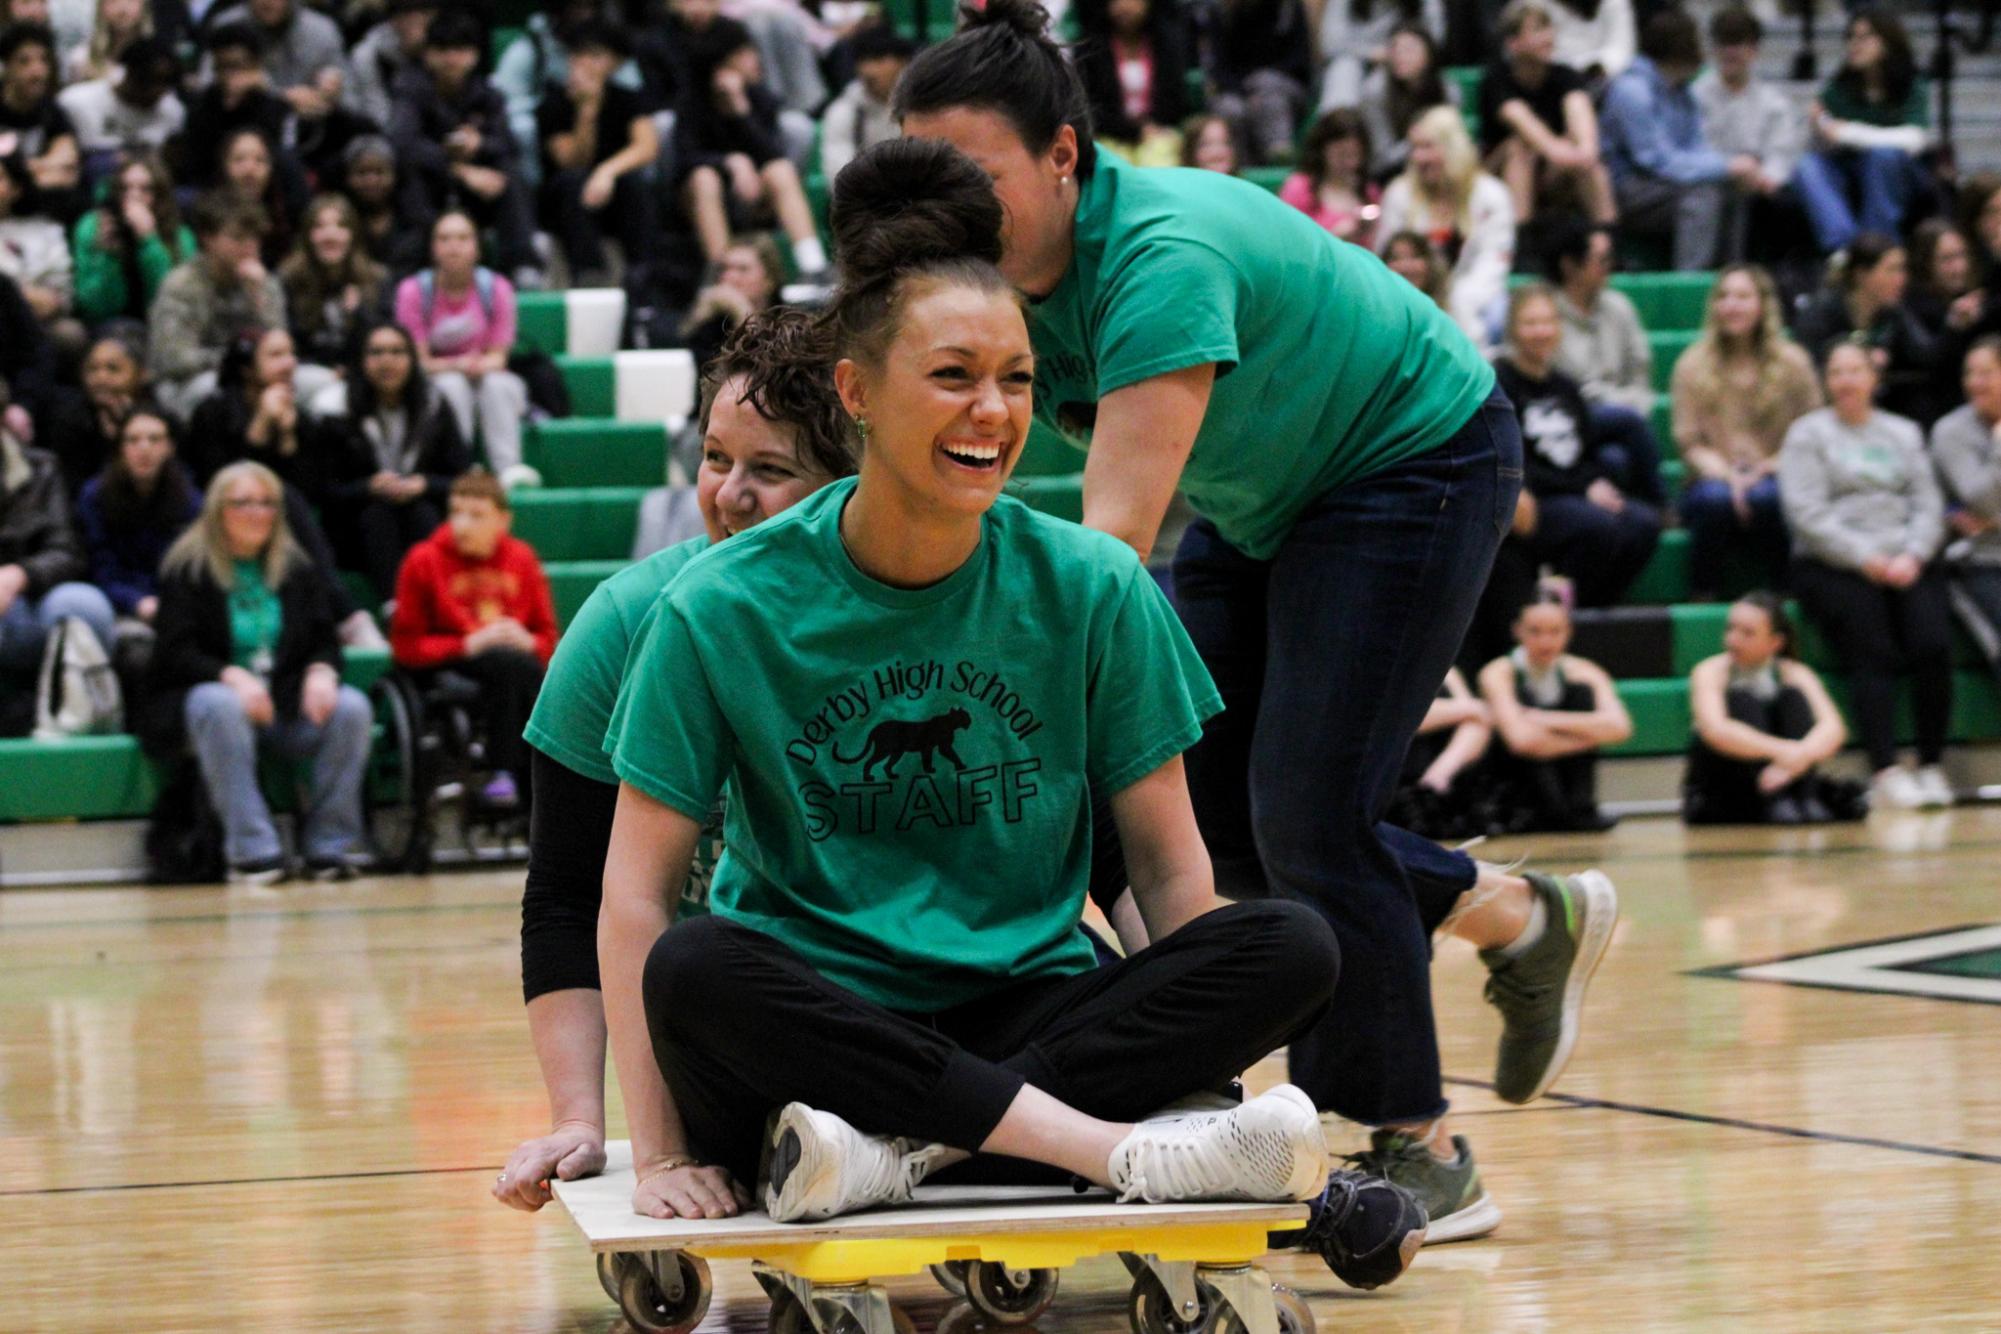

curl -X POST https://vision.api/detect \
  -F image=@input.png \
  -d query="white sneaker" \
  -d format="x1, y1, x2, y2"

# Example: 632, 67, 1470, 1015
1107, 1083, 1327, 1205
1914, 765, 1954, 808
1871, 766, 1925, 811
761, 1103, 946, 1222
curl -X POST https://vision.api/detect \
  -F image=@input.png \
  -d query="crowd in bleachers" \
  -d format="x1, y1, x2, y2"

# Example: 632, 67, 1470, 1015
7, 0, 2001, 876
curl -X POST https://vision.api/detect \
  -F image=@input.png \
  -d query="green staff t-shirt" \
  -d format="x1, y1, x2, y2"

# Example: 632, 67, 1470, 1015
610, 479, 1221, 1012
1028, 152, 1495, 559
526, 536, 712, 785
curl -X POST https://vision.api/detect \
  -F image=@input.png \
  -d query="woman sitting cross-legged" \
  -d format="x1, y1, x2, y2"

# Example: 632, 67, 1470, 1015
143, 461, 374, 884
597, 140, 1426, 1289
1779, 339, 1954, 811
1684, 592, 1864, 825
1477, 583, 1633, 833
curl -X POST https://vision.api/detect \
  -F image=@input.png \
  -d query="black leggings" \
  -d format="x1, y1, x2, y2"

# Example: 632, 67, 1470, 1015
1683, 685, 1814, 824
1493, 680, 1603, 831
519, 747, 1138, 1004
1791, 558, 1954, 770
643, 901, 1340, 1184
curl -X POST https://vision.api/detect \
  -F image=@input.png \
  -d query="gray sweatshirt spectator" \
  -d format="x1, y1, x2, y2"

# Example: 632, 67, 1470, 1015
344, 4, 435, 132
207, 0, 349, 102
1692, 68, 1801, 189
1931, 403, 2001, 565
1778, 406, 1944, 570
1554, 285, 1652, 414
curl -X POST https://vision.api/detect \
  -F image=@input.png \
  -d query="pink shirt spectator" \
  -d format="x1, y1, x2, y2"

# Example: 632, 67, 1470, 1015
1278, 173, 1381, 249
394, 269, 519, 360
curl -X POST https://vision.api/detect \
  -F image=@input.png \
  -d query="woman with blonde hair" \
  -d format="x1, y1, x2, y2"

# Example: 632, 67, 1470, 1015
1671, 264, 1821, 597
1377, 104, 1516, 345
145, 462, 373, 884
64, 0, 148, 83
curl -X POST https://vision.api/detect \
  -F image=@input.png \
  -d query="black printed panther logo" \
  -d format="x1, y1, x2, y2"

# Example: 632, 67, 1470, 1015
833, 708, 973, 780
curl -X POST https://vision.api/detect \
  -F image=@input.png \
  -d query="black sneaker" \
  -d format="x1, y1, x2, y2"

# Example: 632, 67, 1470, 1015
1270, 1168, 1428, 1289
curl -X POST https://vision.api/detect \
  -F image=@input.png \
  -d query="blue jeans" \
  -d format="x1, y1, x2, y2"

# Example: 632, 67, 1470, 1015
1588, 402, 1665, 506
1793, 146, 1920, 255
1171, 385, 1521, 1125
0, 581, 117, 676
1681, 475, 1787, 595
1528, 491, 1663, 608
183, 681, 373, 865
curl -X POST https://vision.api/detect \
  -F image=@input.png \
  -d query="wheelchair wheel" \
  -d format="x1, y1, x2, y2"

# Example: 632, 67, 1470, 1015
366, 674, 431, 872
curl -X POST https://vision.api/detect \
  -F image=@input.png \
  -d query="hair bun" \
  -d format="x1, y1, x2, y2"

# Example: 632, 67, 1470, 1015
959, 0, 1054, 39
829, 139, 1004, 287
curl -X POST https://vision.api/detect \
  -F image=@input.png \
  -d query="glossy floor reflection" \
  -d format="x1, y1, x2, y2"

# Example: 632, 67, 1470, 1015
4, 811, 1999, 1330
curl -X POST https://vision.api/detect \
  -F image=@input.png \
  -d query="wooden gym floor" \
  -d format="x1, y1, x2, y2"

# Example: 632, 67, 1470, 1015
4, 811, 1999, 1332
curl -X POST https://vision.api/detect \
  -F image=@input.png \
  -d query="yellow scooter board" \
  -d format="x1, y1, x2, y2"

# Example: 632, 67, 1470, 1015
556, 1141, 1319, 1334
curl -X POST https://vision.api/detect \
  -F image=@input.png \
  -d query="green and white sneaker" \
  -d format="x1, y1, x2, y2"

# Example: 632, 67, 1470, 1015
1347, 1131, 1500, 1244
1481, 869, 1619, 1105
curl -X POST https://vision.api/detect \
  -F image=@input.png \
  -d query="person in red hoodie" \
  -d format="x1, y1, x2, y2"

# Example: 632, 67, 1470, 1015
390, 469, 555, 808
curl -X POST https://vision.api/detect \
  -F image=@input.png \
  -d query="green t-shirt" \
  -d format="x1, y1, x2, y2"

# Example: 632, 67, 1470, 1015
1820, 76, 1929, 129
525, 535, 719, 916
227, 560, 282, 673
1027, 152, 1495, 560
610, 479, 1221, 1012
526, 536, 712, 785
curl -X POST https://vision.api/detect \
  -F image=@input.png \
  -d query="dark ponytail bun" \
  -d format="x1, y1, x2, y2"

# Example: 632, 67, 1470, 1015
895, 0, 1097, 177
965, 0, 1055, 38
824, 139, 1015, 367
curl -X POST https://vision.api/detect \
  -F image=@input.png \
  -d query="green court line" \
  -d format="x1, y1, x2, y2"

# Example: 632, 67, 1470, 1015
1894, 947, 2001, 979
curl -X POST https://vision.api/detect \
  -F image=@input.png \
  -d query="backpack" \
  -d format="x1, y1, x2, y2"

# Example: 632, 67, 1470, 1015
33, 616, 124, 739
144, 754, 227, 884
416, 266, 498, 325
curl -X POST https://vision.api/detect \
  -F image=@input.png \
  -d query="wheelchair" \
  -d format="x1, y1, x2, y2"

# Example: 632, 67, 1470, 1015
367, 667, 529, 872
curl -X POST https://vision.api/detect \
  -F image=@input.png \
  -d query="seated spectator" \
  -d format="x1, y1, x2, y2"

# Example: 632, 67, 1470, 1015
1693, 6, 1802, 264
205, 0, 348, 130
1377, 104, 1514, 346
1600, 9, 1744, 273
0, 270, 56, 421
678, 234, 777, 370
636, 0, 757, 122
1795, 8, 1929, 258
171, 23, 292, 195
1684, 591, 1859, 825
56, 33, 183, 179
536, 17, 659, 287
1480, 1, 1614, 229
1356, 22, 1455, 181
344, 0, 436, 133
817, 25, 911, 183
147, 193, 287, 422
280, 194, 388, 406
75, 405, 197, 625
1315, 0, 1441, 111
1280, 110, 1380, 247
337, 134, 429, 279
672, 30, 827, 279
70, 152, 192, 329
389, 469, 555, 811
388, 7, 542, 286
1930, 337, 2001, 684
317, 320, 471, 600
1548, 219, 1663, 505
0, 150, 72, 326
1180, 113, 1243, 174
187, 327, 333, 490
1672, 265, 1821, 599
1205, 0, 1312, 167
1544, 0, 1633, 83
1493, 283, 1661, 607
1477, 584, 1632, 832
147, 460, 373, 883
1906, 219, 1987, 423
1076, 0, 1191, 169
215, 126, 304, 269
0, 398, 116, 687
497, 0, 623, 188
63, 0, 150, 85
43, 329, 150, 498
1791, 234, 1936, 425
0, 22, 82, 221
395, 210, 531, 482
1780, 340, 1953, 811
1385, 665, 1491, 839
1380, 227, 1452, 312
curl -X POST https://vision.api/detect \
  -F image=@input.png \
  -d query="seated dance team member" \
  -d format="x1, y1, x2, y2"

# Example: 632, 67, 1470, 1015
494, 308, 858, 1215
896, 0, 1616, 1241
598, 142, 1428, 1290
